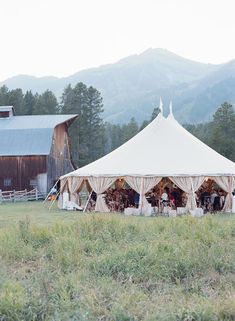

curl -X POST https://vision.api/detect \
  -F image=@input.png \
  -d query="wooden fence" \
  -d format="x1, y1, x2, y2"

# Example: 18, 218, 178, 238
0, 188, 45, 203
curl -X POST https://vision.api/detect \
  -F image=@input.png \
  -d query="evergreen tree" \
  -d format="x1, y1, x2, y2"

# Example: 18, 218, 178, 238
209, 102, 235, 161
60, 84, 76, 114
104, 105, 161, 154
139, 107, 161, 130
151, 107, 161, 121
33, 90, 58, 115
86, 86, 105, 162
121, 117, 139, 142
0, 86, 30, 114
139, 120, 149, 131
61, 82, 89, 166
184, 102, 235, 161
60, 82, 105, 167
184, 122, 213, 146
0, 85, 9, 105
8, 89, 24, 115
104, 123, 122, 153
23, 90, 38, 115
104, 117, 139, 154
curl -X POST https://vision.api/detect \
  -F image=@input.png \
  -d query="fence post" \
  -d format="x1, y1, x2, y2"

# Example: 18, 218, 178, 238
36, 189, 38, 201
13, 190, 15, 202
0, 190, 2, 204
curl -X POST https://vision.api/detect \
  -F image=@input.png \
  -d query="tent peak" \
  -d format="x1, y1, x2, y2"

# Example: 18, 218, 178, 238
169, 101, 174, 116
169, 101, 173, 114
159, 97, 163, 114
167, 101, 175, 120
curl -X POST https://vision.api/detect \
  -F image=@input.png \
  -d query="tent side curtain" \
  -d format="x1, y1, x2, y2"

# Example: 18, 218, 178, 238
88, 176, 117, 212
169, 176, 205, 211
125, 176, 162, 209
60, 177, 69, 193
58, 177, 69, 209
58, 176, 84, 208
59, 174, 235, 213
214, 176, 235, 211
67, 176, 84, 204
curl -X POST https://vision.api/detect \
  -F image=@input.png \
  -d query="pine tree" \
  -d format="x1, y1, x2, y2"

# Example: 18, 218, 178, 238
33, 90, 58, 115
121, 117, 139, 143
139, 107, 161, 131
0, 85, 9, 105
8, 89, 24, 115
151, 107, 161, 121
23, 90, 37, 115
209, 102, 235, 161
60, 82, 105, 167
86, 86, 105, 163
60, 84, 76, 114
104, 123, 122, 152
184, 102, 235, 161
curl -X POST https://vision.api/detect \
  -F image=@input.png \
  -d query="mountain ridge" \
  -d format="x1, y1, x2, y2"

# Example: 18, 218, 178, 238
1, 48, 234, 124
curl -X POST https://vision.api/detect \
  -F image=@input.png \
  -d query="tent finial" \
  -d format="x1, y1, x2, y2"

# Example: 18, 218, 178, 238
168, 101, 175, 119
159, 97, 163, 114
169, 101, 173, 115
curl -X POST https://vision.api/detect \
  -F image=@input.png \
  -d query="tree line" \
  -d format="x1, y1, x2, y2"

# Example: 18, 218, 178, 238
0, 84, 234, 166
184, 101, 235, 162
0, 85, 58, 115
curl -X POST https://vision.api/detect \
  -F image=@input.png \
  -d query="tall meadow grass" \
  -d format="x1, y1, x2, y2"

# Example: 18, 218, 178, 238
0, 212, 234, 320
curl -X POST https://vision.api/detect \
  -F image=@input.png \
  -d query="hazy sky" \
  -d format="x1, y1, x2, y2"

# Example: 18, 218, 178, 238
1, 0, 235, 81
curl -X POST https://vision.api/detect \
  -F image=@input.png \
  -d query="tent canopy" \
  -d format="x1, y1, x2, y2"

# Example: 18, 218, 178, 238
61, 113, 235, 178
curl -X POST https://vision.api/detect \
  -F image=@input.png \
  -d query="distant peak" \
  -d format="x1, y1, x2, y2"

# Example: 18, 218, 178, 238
142, 47, 171, 54
138, 48, 218, 67
141, 47, 181, 57
3, 74, 59, 83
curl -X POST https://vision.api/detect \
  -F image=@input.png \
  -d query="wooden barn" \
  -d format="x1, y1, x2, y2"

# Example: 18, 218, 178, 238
0, 106, 77, 195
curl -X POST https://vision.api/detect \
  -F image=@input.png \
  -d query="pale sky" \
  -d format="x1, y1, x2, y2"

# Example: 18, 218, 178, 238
1, 0, 235, 81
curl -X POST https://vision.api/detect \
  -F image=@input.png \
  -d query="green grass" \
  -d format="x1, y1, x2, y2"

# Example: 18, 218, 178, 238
0, 202, 234, 320
0, 201, 80, 229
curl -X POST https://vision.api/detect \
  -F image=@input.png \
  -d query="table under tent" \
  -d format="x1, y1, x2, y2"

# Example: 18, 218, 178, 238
58, 107, 235, 216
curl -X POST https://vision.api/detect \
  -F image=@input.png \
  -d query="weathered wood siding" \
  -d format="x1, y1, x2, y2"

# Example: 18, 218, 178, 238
47, 123, 75, 190
0, 121, 76, 193
0, 111, 10, 118
0, 156, 47, 191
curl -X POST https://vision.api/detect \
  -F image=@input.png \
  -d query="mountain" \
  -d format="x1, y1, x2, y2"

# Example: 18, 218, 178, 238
2, 48, 234, 124
174, 59, 235, 122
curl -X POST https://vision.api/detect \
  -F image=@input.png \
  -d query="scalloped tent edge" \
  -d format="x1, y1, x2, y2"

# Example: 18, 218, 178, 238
59, 113, 235, 213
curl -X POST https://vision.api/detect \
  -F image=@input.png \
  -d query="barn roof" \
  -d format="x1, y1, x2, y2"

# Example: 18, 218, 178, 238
0, 114, 77, 156
0, 106, 14, 112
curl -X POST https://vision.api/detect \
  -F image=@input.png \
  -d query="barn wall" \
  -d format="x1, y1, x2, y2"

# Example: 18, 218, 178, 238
36, 173, 48, 195
0, 156, 47, 191
47, 123, 75, 190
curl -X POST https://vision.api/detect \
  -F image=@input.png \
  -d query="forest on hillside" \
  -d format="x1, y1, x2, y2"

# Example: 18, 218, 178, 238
0, 84, 234, 167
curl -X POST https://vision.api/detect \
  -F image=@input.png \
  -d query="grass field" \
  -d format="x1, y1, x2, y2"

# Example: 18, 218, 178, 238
0, 201, 80, 229
0, 202, 235, 321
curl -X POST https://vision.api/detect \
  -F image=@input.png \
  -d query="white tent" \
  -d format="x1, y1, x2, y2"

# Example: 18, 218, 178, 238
60, 110, 235, 213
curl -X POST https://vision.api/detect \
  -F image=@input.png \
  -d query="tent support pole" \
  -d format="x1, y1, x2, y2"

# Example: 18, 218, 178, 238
83, 190, 93, 212
139, 177, 144, 215
48, 189, 61, 210
43, 179, 59, 204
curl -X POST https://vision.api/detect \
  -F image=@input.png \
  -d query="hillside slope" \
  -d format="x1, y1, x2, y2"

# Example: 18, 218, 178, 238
3, 48, 233, 123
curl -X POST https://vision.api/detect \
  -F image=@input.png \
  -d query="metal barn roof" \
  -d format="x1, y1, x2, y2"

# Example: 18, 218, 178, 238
0, 106, 14, 112
0, 114, 77, 156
